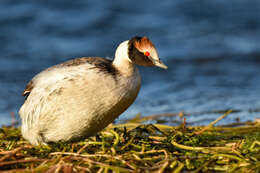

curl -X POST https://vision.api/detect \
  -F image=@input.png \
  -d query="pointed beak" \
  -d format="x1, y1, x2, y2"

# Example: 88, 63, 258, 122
152, 59, 168, 69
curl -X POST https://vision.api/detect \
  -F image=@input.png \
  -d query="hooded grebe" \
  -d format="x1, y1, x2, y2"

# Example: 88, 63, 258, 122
19, 36, 168, 145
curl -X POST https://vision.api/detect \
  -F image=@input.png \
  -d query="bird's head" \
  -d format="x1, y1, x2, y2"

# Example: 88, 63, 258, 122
115, 36, 168, 69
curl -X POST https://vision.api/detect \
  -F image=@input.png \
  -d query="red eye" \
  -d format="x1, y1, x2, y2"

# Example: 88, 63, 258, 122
144, 51, 150, 56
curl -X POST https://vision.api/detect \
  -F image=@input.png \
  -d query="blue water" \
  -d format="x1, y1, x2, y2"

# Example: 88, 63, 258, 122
1, 0, 260, 126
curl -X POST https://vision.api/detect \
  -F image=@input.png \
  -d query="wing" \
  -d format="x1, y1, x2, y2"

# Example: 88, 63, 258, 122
21, 57, 115, 100
22, 80, 34, 100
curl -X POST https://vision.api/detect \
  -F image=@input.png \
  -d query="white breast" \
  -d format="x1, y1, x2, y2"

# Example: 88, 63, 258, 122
19, 61, 141, 145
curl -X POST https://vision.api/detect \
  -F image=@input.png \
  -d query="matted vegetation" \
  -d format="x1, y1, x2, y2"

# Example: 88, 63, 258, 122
0, 111, 260, 172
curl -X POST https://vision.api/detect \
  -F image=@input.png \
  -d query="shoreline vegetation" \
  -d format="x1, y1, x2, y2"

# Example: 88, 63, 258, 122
0, 110, 260, 172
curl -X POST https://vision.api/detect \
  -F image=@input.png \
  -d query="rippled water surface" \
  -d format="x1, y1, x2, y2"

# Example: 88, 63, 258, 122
1, 0, 260, 126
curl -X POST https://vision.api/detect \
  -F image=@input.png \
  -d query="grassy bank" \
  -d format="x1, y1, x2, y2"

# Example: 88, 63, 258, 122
0, 112, 260, 172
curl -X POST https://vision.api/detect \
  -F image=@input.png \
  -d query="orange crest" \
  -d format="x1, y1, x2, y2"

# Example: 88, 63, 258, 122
134, 37, 155, 52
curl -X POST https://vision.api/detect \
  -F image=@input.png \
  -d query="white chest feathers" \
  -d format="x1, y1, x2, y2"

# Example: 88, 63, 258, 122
19, 60, 141, 145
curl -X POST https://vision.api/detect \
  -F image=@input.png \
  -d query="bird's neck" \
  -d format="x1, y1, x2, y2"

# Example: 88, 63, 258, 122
112, 40, 136, 77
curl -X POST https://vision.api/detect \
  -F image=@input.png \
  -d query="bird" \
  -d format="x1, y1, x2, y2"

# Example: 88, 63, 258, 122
19, 36, 168, 145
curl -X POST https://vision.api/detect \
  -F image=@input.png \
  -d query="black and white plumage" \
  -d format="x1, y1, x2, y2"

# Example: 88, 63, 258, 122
19, 36, 168, 145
